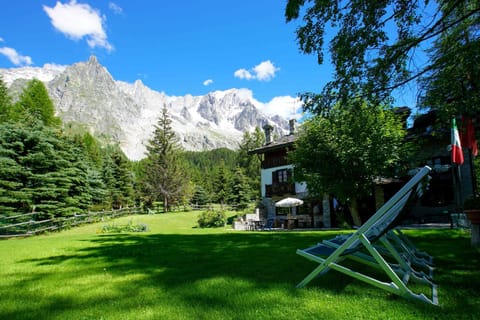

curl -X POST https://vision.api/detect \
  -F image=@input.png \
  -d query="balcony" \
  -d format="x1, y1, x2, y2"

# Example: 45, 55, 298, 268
265, 183, 295, 198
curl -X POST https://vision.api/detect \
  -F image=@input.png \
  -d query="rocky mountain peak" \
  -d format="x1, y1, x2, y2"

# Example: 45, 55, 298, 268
1, 56, 289, 160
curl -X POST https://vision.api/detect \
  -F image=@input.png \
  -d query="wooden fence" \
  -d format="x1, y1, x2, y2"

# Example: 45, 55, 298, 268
0, 207, 142, 239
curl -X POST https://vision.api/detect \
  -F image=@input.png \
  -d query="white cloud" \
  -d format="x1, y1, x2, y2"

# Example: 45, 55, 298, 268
43, 0, 113, 52
260, 96, 303, 120
203, 79, 213, 86
0, 47, 33, 66
0, 37, 4, 42
108, 2, 123, 15
234, 60, 279, 81
253, 60, 280, 81
234, 68, 253, 80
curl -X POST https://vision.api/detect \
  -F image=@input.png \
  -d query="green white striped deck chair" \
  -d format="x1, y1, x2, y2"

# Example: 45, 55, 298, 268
296, 166, 438, 305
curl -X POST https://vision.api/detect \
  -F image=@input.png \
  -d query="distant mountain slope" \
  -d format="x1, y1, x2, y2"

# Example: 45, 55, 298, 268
1, 56, 288, 160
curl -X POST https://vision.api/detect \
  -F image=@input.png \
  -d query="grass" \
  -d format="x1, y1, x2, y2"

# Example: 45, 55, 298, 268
0, 211, 479, 320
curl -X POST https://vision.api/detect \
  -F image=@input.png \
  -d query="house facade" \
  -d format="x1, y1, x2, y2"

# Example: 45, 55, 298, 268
249, 120, 327, 228
249, 111, 478, 228
406, 111, 477, 223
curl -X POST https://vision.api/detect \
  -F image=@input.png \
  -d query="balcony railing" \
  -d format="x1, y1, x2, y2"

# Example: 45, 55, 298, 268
265, 183, 295, 197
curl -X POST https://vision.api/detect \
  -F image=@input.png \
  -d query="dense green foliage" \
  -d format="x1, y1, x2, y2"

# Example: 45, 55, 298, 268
181, 147, 238, 194
285, 0, 480, 119
0, 77, 265, 221
141, 105, 190, 212
419, 1, 480, 121
102, 145, 135, 209
14, 79, 61, 126
191, 185, 210, 206
197, 207, 227, 227
228, 167, 251, 210
290, 100, 409, 225
0, 78, 12, 123
0, 79, 136, 220
236, 127, 265, 198
180, 130, 264, 209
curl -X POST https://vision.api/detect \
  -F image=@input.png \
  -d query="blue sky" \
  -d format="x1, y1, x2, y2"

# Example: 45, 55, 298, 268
0, 0, 420, 119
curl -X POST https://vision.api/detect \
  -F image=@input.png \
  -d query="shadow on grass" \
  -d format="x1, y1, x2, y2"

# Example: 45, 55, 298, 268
2, 229, 480, 319
1, 232, 341, 319
20, 232, 332, 287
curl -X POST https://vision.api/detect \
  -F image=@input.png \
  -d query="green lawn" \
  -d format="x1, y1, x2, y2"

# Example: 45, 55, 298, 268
0, 211, 479, 320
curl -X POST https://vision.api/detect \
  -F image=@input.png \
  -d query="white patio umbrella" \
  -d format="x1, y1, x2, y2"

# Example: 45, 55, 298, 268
275, 197, 304, 208
275, 197, 304, 228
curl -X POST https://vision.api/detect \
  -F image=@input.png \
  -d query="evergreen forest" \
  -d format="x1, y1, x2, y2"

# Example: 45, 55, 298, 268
0, 78, 264, 221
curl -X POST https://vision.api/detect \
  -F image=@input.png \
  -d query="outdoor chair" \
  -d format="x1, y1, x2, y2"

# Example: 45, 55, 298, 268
296, 166, 438, 305
261, 218, 274, 231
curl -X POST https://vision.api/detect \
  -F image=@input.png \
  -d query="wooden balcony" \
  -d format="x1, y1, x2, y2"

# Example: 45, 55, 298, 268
265, 183, 295, 198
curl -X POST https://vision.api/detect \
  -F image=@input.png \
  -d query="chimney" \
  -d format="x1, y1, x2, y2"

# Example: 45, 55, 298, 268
263, 123, 274, 145
289, 119, 296, 135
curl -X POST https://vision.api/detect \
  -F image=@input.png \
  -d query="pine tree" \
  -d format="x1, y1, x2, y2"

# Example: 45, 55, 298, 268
237, 126, 264, 199
0, 123, 96, 219
228, 167, 250, 210
14, 79, 61, 127
0, 124, 31, 216
212, 160, 231, 205
102, 145, 134, 209
191, 185, 210, 206
180, 148, 237, 195
0, 77, 13, 124
143, 105, 189, 212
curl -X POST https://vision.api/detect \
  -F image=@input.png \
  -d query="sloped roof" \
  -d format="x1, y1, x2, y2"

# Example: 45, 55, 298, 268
248, 134, 296, 155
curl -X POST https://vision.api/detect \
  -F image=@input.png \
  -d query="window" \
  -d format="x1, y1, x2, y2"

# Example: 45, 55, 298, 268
273, 169, 291, 184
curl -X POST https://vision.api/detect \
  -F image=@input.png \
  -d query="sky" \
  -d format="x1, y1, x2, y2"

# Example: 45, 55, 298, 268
0, 0, 420, 120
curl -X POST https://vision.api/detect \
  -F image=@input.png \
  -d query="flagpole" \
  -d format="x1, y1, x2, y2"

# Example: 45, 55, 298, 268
452, 118, 464, 210
458, 163, 463, 209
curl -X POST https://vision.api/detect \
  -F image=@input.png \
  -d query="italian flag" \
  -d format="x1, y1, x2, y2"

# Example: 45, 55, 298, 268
451, 118, 464, 165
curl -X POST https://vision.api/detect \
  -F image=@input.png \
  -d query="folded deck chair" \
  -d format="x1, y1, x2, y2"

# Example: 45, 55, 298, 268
296, 166, 438, 305
321, 178, 435, 279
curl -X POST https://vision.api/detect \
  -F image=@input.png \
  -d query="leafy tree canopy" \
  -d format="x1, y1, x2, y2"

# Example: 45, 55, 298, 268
285, 0, 480, 115
418, 1, 480, 121
289, 100, 409, 225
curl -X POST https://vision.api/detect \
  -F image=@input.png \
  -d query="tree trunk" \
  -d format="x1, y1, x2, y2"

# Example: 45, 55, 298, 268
349, 198, 362, 227
322, 193, 331, 228
163, 195, 168, 213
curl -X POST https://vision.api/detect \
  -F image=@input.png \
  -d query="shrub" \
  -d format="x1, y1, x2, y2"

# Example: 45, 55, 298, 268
100, 220, 148, 233
197, 208, 226, 228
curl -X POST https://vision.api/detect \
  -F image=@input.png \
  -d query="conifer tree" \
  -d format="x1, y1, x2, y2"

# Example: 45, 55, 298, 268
0, 124, 31, 216
212, 160, 231, 205
14, 79, 61, 127
228, 167, 250, 210
0, 78, 13, 123
191, 185, 210, 206
102, 145, 134, 209
143, 105, 189, 212
0, 123, 95, 218
237, 126, 264, 198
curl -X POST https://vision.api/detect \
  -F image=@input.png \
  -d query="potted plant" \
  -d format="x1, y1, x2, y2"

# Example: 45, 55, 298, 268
463, 194, 480, 224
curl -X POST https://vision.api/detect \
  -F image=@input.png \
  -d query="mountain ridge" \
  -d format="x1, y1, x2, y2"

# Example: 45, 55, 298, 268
1, 56, 289, 160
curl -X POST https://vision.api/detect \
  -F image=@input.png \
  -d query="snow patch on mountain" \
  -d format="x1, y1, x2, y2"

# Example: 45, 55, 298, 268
1, 63, 66, 84
1, 56, 289, 160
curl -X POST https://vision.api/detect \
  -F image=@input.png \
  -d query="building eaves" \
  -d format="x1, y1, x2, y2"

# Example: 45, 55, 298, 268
248, 134, 296, 155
